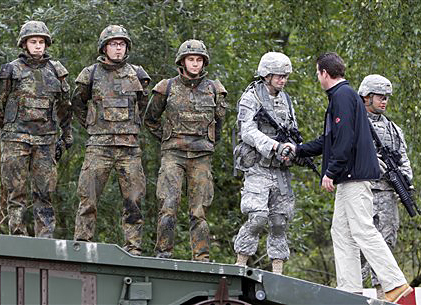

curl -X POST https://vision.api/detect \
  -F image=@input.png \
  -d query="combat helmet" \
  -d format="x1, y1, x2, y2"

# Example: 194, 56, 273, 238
175, 40, 210, 66
17, 21, 52, 48
98, 25, 132, 54
358, 74, 392, 97
257, 52, 292, 78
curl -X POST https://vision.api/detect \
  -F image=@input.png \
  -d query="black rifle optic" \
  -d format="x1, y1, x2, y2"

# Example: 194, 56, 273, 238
369, 122, 421, 217
253, 106, 320, 178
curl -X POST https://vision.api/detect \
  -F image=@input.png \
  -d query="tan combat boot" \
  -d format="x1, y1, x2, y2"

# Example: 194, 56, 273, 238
375, 284, 385, 300
235, 254, 249, 266
272, 259, 284, 275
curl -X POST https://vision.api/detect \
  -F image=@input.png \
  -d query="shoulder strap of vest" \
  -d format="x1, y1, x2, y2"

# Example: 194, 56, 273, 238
89, 63, 98, 98
165, 77, 176, 97
284, 92, 293, 115
383, 114, 403, 149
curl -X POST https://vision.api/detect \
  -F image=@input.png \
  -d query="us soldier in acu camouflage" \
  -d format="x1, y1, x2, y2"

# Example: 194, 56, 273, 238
358, 74, 413, 299
233, 52, 297, 274
0, 21, 72, 238
72, 25, 150, 255
144, 40, 227, 262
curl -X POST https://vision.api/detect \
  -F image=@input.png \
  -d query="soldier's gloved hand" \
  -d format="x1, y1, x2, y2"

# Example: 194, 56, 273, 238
275, 143, 295, 162
55, 139, 65, 162
55, 133, 73, 162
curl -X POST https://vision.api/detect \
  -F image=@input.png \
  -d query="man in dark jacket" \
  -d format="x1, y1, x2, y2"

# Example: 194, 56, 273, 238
285, 52, 411, 302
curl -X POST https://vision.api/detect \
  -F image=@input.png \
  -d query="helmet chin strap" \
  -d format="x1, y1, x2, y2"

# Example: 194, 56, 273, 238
263, 75, 281, 95
368, 95, 385, 114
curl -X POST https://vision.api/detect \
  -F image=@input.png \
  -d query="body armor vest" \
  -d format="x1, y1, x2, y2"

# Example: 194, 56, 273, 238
3, 59, 60, 135
162, 77, 216, 142
86, 64, 143, 135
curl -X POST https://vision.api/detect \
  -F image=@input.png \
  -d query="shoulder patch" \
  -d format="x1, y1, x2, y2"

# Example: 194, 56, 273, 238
152, 79, 170, 95
75, 65, 95, 85
212, 79, 227, 96
49, 60, 69, 78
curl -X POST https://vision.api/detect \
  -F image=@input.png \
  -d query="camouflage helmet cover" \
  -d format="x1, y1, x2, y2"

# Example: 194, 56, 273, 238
358, 74, 392, 97
175, 39, 210, 66
17, 20, 52, 48
98, 25, 132, 54
257, 52, 292, 77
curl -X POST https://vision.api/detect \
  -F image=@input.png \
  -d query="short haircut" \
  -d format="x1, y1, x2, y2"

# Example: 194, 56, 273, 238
316, 52, 345, 79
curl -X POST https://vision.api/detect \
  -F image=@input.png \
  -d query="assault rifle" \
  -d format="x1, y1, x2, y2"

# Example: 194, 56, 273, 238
253, 106, 320, 178
369, 122, 421, 217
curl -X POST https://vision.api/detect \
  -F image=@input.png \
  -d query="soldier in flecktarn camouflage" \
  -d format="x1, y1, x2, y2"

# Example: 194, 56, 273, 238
0, 20, 72, 238
233, 52, 297, 274
144, 40, 227, 262
72, 25, 150, 255
358, 75, 413, 299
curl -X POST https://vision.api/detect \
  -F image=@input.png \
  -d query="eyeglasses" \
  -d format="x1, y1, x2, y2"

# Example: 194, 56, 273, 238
107, 41, 127, 48
374, 94, 389, 101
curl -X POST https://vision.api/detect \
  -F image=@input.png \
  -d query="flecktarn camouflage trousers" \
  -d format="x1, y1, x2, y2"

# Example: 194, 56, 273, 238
1, 141, 56, 238
155, 151, 214, 261
74, 145, 145, 254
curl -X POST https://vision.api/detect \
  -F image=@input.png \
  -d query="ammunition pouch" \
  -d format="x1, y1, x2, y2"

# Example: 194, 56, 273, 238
234, 142, 259, 171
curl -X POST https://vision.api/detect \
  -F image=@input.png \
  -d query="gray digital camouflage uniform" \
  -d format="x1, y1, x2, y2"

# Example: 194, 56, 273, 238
233, 81, 296, 261
0, 21, 72, 238
72, 25, 150, 255
362, 111, 412, 287
144, 40, 227, 261
358, 74, 413, 293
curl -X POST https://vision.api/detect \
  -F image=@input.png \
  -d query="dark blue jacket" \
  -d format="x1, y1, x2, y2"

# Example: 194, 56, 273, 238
297, 81, 380, 184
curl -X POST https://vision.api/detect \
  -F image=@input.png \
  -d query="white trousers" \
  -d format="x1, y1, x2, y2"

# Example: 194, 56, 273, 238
331, 181, 406, 292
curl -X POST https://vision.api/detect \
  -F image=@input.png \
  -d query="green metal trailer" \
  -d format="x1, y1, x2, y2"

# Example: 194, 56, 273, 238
0, 235, 390, 304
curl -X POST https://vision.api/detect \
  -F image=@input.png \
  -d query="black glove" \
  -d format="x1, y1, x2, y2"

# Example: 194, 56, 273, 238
55, 137, 73, 162
275, 143, 295, 162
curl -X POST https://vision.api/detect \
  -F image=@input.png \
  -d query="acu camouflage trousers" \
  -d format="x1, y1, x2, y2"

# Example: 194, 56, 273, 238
155, 151, 213, 261
74, 145, 145, 254
234, 166, 295, 261
1, 141, 56, 238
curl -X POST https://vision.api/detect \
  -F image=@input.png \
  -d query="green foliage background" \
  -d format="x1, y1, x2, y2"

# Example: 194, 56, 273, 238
1, 0, 421, 288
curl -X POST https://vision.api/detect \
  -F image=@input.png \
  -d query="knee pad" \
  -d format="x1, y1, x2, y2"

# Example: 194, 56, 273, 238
248, 215, 267, 235
269, 214, 287, 236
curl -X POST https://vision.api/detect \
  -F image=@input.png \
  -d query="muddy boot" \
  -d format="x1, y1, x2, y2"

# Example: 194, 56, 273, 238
235, 254, 249, 266
272, 259, 284, 275
375, 284, 385, 300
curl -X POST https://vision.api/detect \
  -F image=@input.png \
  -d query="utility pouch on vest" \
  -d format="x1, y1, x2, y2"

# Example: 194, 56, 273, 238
234, 142, 259, 171
20, 97, 50, 122
103, 98, 129, 121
